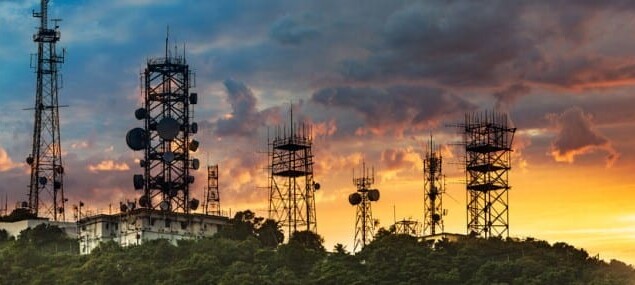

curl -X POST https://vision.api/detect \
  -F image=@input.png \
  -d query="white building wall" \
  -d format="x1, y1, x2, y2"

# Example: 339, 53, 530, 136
78, 211, 226, 254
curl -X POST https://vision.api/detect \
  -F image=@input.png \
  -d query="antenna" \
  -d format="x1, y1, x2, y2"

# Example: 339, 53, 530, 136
459, 111, 516, 238
126, 29, 200, 214
204, 164, 220, 215
268, 105, 318, 240
26, 0, 66, 221
349, 163, 379, 252
165, 25, 169, 59
422, 135, 445, 236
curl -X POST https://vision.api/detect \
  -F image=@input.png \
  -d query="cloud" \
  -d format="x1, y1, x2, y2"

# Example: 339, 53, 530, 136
88, 160, 130, 172
548, 107, 618, 166
214, 79, 280, 137
269, 14, 320, 45
0, 147, 21, 172
311, 85, 475, 136
494, 83, 532, 112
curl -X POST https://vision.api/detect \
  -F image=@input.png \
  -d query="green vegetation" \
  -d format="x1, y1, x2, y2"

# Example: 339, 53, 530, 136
0, 211, 633, 284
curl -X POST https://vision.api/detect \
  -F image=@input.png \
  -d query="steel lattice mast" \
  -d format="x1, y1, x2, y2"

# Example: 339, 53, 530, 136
348, 163, 380, 252
126, 32, 201, 214
463, 111, 515, 238
423, 138, 445, 235
268, 109, 318, 239
205, 164, 220, 215
27, 0, 66, 221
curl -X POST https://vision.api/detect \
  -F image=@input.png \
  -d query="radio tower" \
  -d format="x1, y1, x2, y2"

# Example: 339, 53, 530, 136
26, 0, 66, 221
268, 107, 319, 239
462, 111, 515, 238
423, 137, 445, 236
126, 30, 201, 213
348, 163, 380, 252
204, 164, 220, 215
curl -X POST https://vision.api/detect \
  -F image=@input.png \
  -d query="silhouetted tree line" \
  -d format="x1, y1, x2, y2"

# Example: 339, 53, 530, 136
0, 210, 634, 284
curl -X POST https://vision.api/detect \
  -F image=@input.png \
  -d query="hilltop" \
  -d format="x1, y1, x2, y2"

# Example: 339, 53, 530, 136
0, 212, 633, 284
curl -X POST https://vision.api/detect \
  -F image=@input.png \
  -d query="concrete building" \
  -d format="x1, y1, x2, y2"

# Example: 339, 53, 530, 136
78, 208, 228, 254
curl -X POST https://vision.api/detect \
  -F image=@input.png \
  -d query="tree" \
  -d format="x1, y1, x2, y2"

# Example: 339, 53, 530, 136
289, 230, 325, 252
217, 210, 263, 241
256, 219, 284, 247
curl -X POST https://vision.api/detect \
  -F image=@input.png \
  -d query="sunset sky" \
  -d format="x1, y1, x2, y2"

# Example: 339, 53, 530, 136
2, 0, 635, 264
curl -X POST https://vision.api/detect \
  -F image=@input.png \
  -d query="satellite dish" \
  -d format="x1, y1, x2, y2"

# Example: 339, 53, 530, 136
188, 176, 195, 184
432, 213, 441, 222
126, 128, 147, 151
26, 156, 33, 165
368, 189, 380, 202
189, 140, 199, 152
133, 174, 144, 190
139, 195, 150, 208
39, 177, 47, 185
348, 192, 362, 205
58, 207, 64, 214
157, 117, 180, 140
169, 188, 178, 198
134, 108, 147, 120
120, 203, 128, 212
163, 151, 175, 163
192, 159, 200, 170
190, 122, 198, 134
54, 181, 62, 189
189, 93, 198, 104
139, 160, 146, 167
313, 182, 320, 190
56, 166, 64, 174
159, 200, 170, 211
189, 198, 199, 210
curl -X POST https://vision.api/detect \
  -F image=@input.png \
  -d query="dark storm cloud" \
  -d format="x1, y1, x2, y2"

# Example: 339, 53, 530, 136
214, 79, 280, 137
311, 85, 476, 136
340, 1, 534, 86
336, 0, 635, 91
548, 107, 618, 165
269, 14, 320, 45
494, 83, 532, 111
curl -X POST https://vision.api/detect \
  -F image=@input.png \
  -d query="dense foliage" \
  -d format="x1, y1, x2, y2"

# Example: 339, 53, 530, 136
0, 212, 634, 284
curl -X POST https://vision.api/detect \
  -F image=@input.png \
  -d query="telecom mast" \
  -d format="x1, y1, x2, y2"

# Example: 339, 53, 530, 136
423, 138, 445, 235
204, 164, 220, 215
462, 111, 515, 238
26, 0, 66, 221
268, 108, 319, 239
348, 163, 380, 252
126, 32, 201, 213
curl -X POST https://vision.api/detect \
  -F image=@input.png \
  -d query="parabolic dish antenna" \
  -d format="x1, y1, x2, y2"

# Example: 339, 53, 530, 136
126, 128, 147, 151
157, 117, 180, 140
349, 192, 362, 205
368, 189, 380, 201
159, 200, 170, 211
163, 151, 175, 163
